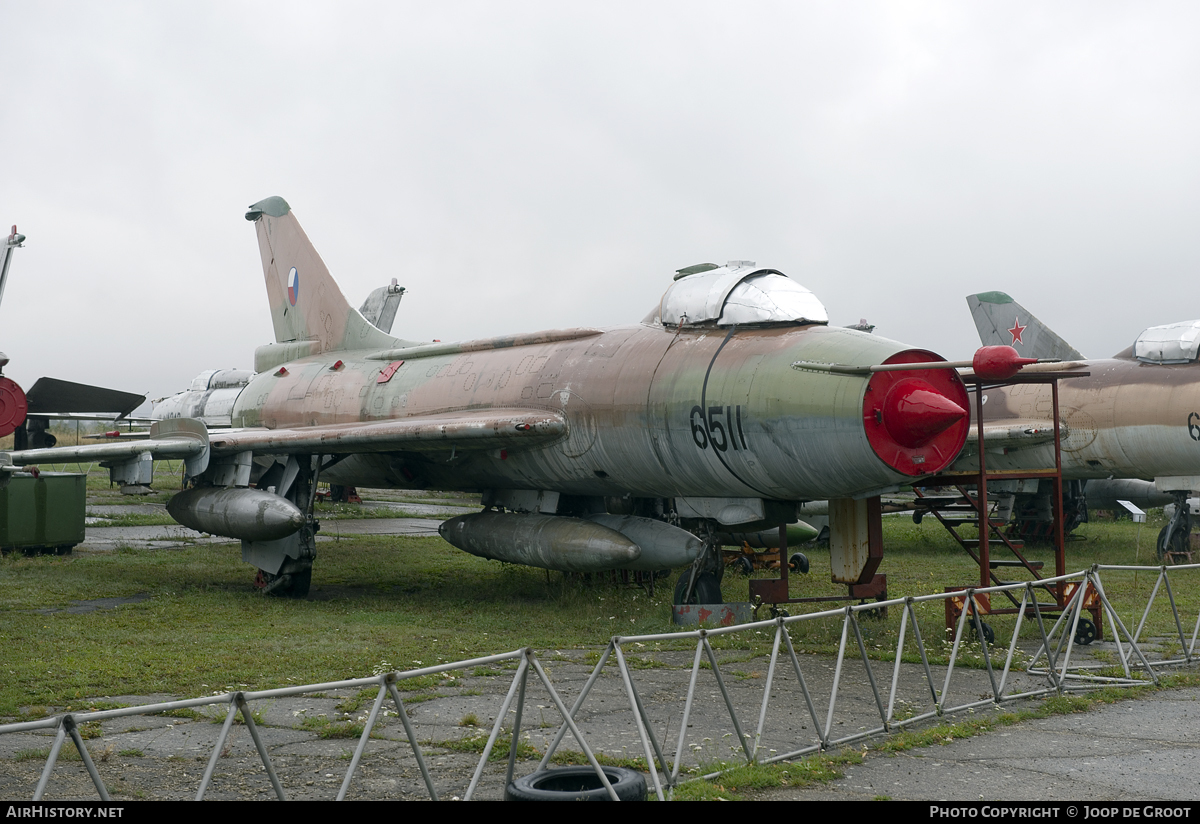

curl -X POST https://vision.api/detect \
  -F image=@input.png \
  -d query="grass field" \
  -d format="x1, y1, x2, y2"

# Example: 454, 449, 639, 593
0, 465, 1192, 721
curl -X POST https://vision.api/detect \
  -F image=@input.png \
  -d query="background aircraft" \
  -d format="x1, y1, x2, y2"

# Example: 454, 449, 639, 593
964, 291, 1196, 557
0, 226, 144, 450
4, 198, 978, 600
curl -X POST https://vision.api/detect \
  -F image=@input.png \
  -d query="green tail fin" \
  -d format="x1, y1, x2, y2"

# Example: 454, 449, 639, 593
966, 291, 1084, 360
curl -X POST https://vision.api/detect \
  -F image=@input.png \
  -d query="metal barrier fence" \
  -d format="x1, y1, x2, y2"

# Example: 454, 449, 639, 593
3, 562, 1199, 800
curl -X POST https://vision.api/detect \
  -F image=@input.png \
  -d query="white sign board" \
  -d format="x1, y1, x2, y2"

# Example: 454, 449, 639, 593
1117, 499, 1147, 523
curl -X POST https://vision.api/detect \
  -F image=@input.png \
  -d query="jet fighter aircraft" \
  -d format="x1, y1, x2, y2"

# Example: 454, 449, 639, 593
3, 197, 980, 598
965, 291, 1200, 556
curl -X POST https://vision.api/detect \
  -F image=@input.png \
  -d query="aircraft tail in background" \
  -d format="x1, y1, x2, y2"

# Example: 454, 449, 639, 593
966, 291, 1085, 361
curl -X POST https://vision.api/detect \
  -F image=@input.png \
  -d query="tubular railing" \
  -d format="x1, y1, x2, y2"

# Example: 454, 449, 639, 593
4, 563, 1198, 800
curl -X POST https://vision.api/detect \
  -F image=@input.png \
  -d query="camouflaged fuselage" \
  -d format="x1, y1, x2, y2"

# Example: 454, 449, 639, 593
232, 323, 925, 500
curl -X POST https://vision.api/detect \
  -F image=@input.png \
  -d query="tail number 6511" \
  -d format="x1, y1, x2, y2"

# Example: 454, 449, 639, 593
690, 405, 748, 452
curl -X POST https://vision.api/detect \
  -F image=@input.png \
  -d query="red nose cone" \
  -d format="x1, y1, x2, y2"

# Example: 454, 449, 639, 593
882, 378, 968, 448
972, 345, 1038, 381
863, 349, 971, 476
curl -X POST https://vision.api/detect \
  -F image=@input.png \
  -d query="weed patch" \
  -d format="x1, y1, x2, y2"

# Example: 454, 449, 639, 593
429, 731, 540, 761
672, 752, 862, 800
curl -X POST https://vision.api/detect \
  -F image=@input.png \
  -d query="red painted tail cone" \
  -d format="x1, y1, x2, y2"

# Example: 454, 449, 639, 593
882, 377, 968, 448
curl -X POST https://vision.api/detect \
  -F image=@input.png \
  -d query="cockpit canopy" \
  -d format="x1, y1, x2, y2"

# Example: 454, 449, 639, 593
1133, 320, 1200, 364
646, 261, 829, 327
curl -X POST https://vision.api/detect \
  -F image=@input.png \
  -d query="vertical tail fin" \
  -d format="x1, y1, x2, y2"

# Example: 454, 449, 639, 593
966, 291, 1085, 361
245, 197, 410, 353
358, 280, 406, 335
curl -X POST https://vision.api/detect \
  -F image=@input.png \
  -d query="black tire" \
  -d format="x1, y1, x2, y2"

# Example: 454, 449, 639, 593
287, 566, 313, 597
1157, 525, 1189, 564
673, 572, 722, 605
789, 552, 810, 574
735, 556, 754, 576
1074, 617, 1097, 646
260, 566, 312, 598
970, 620, 995, 645
505, 766, 647, 801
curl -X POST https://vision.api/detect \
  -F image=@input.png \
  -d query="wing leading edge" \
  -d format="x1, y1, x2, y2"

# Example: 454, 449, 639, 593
2, 409, 567, 466
207, 409, 566, 456
4, 417, 209, 467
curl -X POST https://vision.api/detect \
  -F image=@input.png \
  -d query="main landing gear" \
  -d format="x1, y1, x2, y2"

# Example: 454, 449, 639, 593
1157, 491, 1193, 565
674, 530, 724, 605
253, 535, 316, 598
248, 455, 323, 598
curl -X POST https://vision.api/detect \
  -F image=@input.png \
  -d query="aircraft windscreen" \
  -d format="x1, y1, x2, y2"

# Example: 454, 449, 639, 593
653, 263, 829, 327
1133, 319, 1200, 364
718, 273, 828, 325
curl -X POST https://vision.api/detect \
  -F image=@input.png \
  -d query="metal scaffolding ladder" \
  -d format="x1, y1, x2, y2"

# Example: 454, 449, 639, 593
915, 367, 1102, 642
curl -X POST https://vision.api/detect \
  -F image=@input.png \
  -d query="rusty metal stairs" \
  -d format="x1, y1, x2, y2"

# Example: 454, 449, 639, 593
913, 485, 1046, 597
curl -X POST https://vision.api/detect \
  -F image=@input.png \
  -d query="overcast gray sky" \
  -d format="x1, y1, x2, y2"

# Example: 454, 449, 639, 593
2, 1, 1198, 403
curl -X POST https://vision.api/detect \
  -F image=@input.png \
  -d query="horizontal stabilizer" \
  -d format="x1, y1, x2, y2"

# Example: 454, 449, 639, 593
25, 377, 144, 415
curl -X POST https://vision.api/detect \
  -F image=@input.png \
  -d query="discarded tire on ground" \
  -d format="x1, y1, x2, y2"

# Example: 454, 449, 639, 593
505, 766, 647, 801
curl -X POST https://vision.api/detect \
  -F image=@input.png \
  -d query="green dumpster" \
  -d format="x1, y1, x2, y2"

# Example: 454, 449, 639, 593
0, 471, 86, 553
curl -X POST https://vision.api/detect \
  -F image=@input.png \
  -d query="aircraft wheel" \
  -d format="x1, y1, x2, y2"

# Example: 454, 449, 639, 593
673, 572, 722, 605
257, 566, 312, 598
711, 556, 726, 585
1074, 617, 1097, 646
287, 566, 313, 597
1157, 525, 1189, 564
505, 766, 647, 801
789, 552, 810, 574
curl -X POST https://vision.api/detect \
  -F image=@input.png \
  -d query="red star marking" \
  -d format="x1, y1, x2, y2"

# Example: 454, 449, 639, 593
1008, 317, 1026, 346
